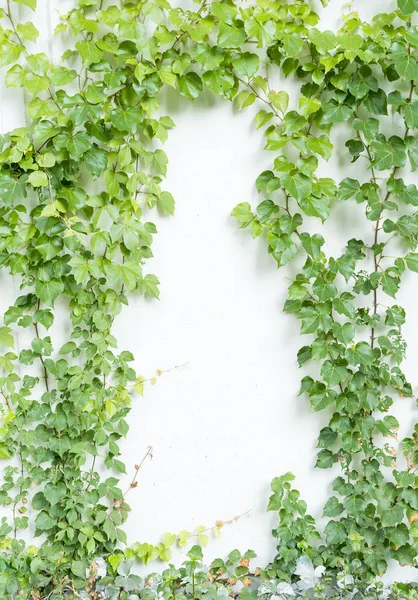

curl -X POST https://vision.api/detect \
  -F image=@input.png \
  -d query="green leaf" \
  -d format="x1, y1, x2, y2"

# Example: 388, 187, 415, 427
28, 171, 48, 187
282, 33, 303, 56
371, 136, 406, 171
84, 147, 108, 177
315, 449, 337, 469
345, 495, 366, 518
306, 136, 333, 160
308, 29, 337, 53
12, 0, 36, 9
0, 327, 14, 348
44, 482, 66, 507
298, 96, 321, 117
202, 69, 235, 98
323, 496, 343, 517
325, 520, 346, 544
16, 22, 39, 42
281, 172, 312, 202
178, 72, 203, 99
36, 235, 63, 261
231, 52, 259, 78
318, 428, 338, 450
218, 22, 247, 48
321, 100, 353, 124
332, 322, 355, 345
5, 64, 25, 87
67, 132, 92, 160
35, 279, 64, 305
110, 107, 144, 133
158, 191, 175, 215
71, 560, 87, 579
300, 195, 330, 222
0, 173, 25, 205
300, 233, 325, 258
50, 66, 77, 86
321, 360, 349, 386
392, 544, 415, 566
403, 101, 418, 129
231, 202, 253, 223
397, 0, 418, 15
338, 178, 360, 201
75, 40, 103, 65
35, 511, 56, 531
390, 43, 418, 79
405, 252, 418, 272
235, 90, 256, 110
346, 342, 374, 366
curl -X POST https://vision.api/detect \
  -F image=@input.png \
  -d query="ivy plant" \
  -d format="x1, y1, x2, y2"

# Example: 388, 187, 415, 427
1, 0, 418, 597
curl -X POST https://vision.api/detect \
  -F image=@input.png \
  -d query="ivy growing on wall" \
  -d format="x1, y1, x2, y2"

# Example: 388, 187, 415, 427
1, 0, 418, 597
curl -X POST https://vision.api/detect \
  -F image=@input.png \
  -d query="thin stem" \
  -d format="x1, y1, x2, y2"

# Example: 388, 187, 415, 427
121, 446, 153, 499
34, 301, 50, 393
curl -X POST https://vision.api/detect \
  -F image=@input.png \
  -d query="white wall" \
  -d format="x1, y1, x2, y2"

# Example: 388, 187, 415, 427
3, 0, 418, 582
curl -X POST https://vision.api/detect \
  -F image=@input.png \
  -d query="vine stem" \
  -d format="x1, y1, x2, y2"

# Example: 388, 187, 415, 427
121, 445, 153, 499
34, 311, 50, 393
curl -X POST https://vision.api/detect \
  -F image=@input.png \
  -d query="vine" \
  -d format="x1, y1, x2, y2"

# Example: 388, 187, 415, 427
1, 0, 418, 598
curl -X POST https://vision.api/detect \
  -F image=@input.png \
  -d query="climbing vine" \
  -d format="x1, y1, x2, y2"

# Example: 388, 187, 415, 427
1, 0, 418, 597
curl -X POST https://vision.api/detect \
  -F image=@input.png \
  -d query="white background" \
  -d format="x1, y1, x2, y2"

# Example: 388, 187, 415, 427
1, 0, 418, 583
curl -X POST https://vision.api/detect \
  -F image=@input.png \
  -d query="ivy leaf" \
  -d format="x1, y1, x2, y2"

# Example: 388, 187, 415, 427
35, 235, 63, 261
332, 322, 355, 345
371, 136, 407, 171
315, 449, 337, 469
318, 428, 338, 450
35, 280, 64, 305
397, 0, 418, 15
0, 327, 14, 348
392, 544, 415, 566
28, 171, 48, 187
403, 101, 418, 129
84, 148, 108, 177
71, 560, 87, 579
35, 511, 56, 531
308, 29, 336, 53
158, 191, 175, 215
202, 69, 235, 98
300, 233, 325, 258
346, 342, 374, 366
218, 23, 247, 48
16, 22, 39, 42
12, 0, 36, 9
321, 100, 353, 124
321, 360, 349, 386
325, 520, 346, 545
110, 107, 144, 133
67, 132, 93, 160
281, 172, 312, 201
44, 482, 66, 507
338, 178, 360, 201
282, 33, 303, 56
306, 136, 333, 160
231, 202, 253, 223
231, 52, 259, 78
75, 40, 103, 65
178, 72, 203, 99
345, 495, 366, 517
0, 173, 25, 205
323, 496, 343, 517
300, 195, 330, 222
405, 252, 418, 272
390, 43, 418, 79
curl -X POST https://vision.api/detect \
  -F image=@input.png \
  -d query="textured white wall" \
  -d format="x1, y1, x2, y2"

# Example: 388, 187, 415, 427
2, 0, 418, 583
